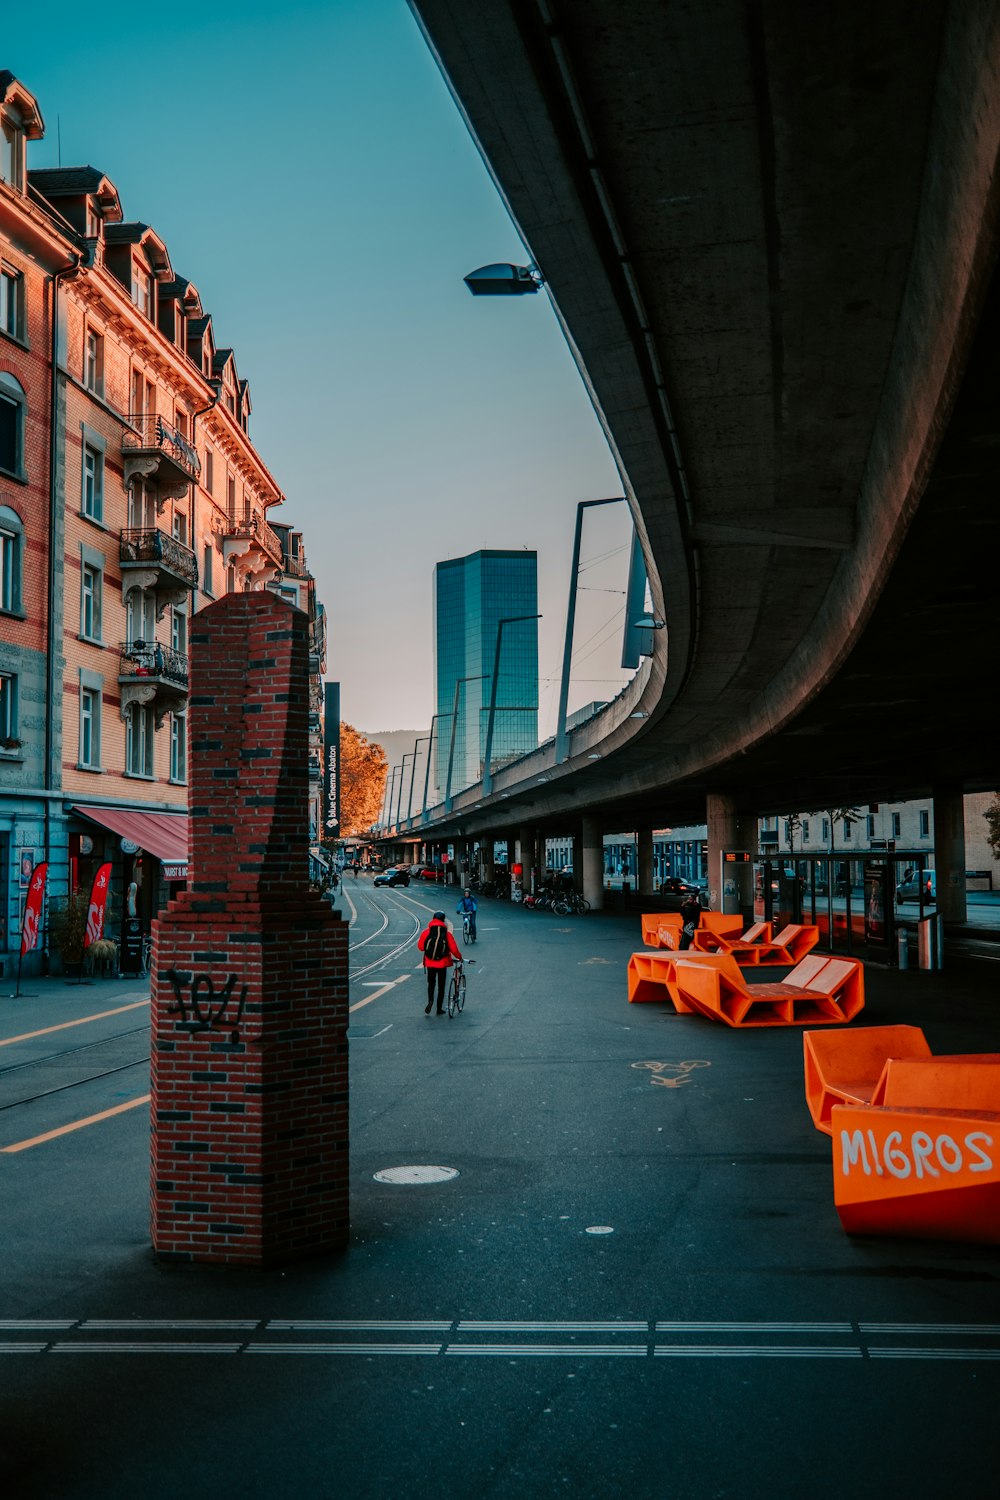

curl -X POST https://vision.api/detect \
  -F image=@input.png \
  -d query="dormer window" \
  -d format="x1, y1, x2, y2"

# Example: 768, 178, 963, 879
131, 262, 153, 318
1, 113, 25, 192
85, 205, 100, 237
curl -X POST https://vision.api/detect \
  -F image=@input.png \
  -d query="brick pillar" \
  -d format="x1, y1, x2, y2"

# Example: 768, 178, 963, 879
150, 593, 348, 1265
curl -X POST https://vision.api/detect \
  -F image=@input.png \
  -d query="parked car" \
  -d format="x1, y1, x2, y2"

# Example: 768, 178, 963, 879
417, 865, 443, 881
655, 877, 708, 910
895, 869, 936, 903
373, 866, 410, 888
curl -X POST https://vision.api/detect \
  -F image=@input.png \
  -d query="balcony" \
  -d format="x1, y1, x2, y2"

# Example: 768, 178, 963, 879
122, 414, 200, 501
222, 514, 284, 587
120, 528, 198, 620
118, 640, 189, 728
308, 756, 323, 782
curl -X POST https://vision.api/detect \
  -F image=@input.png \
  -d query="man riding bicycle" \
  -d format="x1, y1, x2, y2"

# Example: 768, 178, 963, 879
456, 888, 478, 942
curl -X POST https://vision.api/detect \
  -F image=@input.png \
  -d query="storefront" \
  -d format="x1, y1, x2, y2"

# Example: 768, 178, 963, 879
72, 805, 188, 975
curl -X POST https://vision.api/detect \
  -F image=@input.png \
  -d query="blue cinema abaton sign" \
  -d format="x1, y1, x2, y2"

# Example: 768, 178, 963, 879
323, 682, 340, 836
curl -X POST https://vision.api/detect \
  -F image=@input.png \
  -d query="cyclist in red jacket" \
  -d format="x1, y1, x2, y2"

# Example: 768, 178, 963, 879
418, 911, 463, 1015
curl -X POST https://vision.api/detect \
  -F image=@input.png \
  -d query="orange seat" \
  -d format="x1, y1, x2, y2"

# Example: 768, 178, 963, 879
627, 949, 731, 1009
832, 1097, 1000, 1244
671, 952, 865, 1028
692, 920, 773, 961
752, 923, 821, 965
871, 1055, 1000, 1111
640, 913, 683, 948
803, 1025, 931, 1135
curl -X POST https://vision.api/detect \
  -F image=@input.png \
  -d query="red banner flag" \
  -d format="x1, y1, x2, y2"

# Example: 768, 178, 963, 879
84, 862, 113, 949
20, 862, 48, 956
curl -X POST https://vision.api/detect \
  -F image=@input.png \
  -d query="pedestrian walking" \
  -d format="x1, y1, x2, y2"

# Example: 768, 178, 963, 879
678, 891, 701, 950
418, 910, 463, 1015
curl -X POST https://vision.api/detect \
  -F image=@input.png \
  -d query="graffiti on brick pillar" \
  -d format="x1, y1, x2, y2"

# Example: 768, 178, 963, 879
165, 970, 248, 1042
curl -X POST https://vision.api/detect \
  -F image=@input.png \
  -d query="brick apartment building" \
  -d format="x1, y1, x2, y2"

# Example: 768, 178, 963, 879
1, 70, 327, 976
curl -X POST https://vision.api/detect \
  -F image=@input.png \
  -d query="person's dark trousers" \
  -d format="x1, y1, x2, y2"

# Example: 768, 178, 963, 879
425, 967, 447, 1013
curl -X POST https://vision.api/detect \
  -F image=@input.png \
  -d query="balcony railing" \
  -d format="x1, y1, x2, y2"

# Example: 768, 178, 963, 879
120, 528, 198, 589
122, 413, 201, 485
118, 640, 189, 692
225, 514, 284, 568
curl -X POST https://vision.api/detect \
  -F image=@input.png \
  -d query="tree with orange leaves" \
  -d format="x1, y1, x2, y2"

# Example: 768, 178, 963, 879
339, 724, 388, 835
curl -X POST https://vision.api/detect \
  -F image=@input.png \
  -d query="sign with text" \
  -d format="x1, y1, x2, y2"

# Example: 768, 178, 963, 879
323, 681, 340, 836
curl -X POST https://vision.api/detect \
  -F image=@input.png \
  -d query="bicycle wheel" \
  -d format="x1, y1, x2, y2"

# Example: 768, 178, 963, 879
447, 974, 459, 1018
455, 972, 466, 1013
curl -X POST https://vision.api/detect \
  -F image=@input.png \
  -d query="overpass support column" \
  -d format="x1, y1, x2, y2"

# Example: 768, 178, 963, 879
581, 815, 604, 911
933, 783, 968, 925
707, 793, 754, 920
518, 825, 536, 894
637, 826, 655, 896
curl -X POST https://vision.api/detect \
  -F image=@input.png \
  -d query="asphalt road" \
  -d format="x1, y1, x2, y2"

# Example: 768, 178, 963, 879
1, 885, 999, 1499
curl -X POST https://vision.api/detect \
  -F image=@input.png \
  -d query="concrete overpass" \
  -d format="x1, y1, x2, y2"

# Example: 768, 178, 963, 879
394, 1, 1000, 911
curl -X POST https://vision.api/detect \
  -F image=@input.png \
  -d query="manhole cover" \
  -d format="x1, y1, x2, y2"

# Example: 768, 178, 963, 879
585, 1225, 615, 1235
373, 1165, 460, 1185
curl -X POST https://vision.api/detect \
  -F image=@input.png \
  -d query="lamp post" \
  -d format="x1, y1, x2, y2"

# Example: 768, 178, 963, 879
445, 675, 488, 812
483, 614, 541, 796
379, 766, 394, 830
382, 764, 400, 830
422, 715, 444, 818
407, 737, 429, 822
555, 497, 626, 763
393, 755, 413, 827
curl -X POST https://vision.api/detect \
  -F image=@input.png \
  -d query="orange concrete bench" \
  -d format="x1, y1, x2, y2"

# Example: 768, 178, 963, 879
627, 949, 732, 1007
671, 951, 865, 1028
641, 911, 742, 949
831, 1057, 1000, 1243
803, 1024, 932, 1135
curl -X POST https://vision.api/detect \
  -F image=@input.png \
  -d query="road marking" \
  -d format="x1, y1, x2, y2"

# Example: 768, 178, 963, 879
859, 1323, 1000, 1335
349, 975, 410, 1013
51, 1342, 242, 1354
654, 1346, 863, 1358
867, 1347, 1000, 1360
447, 1344, 648, 1358
655, 1321, 854, 1333
1, 1094, 150, 1153
459, 1321, 648, 1332
0, 1001, 149, 1049
82, 1319, 260, 1330
246, 1343, 443, 1356
0, 1343, 48, 1354
268, 1320, 453, 1331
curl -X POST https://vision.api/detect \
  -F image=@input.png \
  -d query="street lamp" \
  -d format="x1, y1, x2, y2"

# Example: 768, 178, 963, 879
483, 613, 541, 796
393, 753, 414, 826
382, 763, 400, 830
555, 497, 626, 762
445, 675, 489, 812
407, 737, 429, 822
463, 262, 544, 295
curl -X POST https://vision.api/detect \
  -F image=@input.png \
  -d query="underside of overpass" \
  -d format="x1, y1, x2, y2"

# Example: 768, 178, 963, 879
398, 0, 1000, 846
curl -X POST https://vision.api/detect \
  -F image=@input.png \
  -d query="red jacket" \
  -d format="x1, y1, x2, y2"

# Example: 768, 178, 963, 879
418, 920, 463, 969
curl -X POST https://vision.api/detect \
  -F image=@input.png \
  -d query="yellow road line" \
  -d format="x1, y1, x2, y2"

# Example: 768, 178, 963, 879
349, 975, 410, 1013
0, 1000, 150, 1049
2, 1094, 151, 1154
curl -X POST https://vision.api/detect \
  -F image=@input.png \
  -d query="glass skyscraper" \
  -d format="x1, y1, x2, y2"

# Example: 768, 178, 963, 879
433, 550, 538, 799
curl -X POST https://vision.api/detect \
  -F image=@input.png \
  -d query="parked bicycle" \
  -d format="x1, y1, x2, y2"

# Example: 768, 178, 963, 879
447, 957, 474, 1018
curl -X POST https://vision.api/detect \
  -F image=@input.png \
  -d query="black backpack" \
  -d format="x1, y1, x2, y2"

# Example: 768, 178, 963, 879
425, 924, 449, 962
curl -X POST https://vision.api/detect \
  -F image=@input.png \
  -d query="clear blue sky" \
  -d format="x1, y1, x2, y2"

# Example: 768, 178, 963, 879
6, 0, 633, 734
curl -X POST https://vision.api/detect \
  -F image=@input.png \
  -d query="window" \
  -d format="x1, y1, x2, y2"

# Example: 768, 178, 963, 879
0, 671, 16, 740
171, 605, 187, 655
203, 542, 214, 596
125, 588, 155, 647
79, 671, 103, 769
81, 432, 105, 521
919, 809, 930, 838
821, 817, 830, 842
892, 812, 901, 839
1, 114, 25, 191
0, 504, 23, 612
802, 819, 810, 844
131, 262, 153, 319
1, 263, 24, 340
126, 703, 154, 777
172, 510, 187, 547
843, 819, 852, 841
866, 815, 875, 839
84, 328, 104, 396
80, 553, 103, 641
205, 448, 214, 494
227, 473, 236, 517
0, 371, 26, 478
170, 712, 187, 783
128, 479, 156, 530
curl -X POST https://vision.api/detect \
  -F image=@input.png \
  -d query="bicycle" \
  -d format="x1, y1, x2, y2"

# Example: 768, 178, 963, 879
447, 958, 473, 1018
461, 911, 476, 944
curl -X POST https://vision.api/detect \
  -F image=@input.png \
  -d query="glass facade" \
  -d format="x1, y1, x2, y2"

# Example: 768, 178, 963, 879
434, 550, 538, 797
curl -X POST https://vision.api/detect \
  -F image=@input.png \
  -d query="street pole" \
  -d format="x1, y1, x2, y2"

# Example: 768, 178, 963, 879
483, 614, 541, 796
555, 498, 625, 763
407, 737, 429, 821
422, 716, 441, 817
393, 756, 412, 827
445, 676, 487, 811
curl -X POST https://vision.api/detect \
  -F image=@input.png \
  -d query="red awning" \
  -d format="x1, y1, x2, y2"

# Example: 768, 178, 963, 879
74, 805, 189, 866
